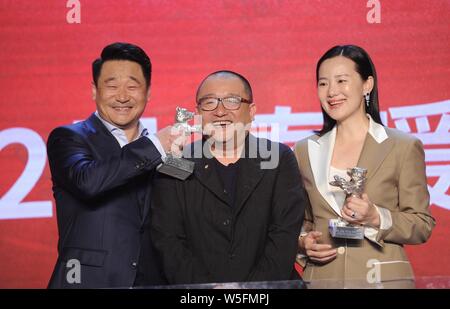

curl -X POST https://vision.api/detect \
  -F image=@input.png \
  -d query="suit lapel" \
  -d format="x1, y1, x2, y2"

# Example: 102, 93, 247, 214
308, 128, 341, 216
86, 113, 143, 220
141, 173, 154, 224
234, 135, 265, 215
357, 129, 395, 184
84, 113, 122, 154
193, 143, 229, 205
192, 135, 266, 213
194, 157, 229, 205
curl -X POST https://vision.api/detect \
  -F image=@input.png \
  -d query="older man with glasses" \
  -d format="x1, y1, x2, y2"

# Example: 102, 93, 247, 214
151, 70, 309, 285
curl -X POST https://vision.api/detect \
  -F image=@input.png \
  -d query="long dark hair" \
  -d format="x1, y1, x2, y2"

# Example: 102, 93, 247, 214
316, 45, 383, 136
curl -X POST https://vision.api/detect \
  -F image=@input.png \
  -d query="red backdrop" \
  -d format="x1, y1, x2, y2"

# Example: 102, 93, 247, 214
0, 0, 449, 288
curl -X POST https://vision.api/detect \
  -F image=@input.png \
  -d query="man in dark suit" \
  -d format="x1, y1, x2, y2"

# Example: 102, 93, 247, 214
151, 71, 308, 284
47, 42, 184, 288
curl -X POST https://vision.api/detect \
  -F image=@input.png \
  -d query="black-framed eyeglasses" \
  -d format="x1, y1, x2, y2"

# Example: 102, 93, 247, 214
197, 96, 252, 111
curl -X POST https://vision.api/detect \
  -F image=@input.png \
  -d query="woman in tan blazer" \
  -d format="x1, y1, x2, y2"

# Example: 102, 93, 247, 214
295, 45, 435, 288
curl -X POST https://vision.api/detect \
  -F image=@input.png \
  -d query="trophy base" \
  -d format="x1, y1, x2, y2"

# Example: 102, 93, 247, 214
157, 155, 194, 180
329, 219, 364, 240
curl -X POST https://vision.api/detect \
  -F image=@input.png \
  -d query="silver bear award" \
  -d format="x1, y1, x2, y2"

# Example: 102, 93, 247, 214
328, 167, 367, 240
157, 107, 202, 180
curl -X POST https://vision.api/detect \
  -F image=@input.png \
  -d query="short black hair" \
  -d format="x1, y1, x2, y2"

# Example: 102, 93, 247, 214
92, 42, 151, 88
196, 70, 253, 102
316, 45, 383, 136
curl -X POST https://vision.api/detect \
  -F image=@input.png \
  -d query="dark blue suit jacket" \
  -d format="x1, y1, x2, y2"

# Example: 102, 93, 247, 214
47, 113, 166, 288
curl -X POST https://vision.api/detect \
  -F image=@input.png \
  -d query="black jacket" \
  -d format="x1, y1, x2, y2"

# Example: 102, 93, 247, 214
151, 135, 308, 284
47, 113, 166, 288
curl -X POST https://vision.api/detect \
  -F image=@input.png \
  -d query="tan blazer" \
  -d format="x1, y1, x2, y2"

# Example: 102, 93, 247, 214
294, 117, 435, 288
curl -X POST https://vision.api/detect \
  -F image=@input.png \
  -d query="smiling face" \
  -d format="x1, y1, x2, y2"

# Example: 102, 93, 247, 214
317, 56, 373, 123
196, 75, 256, 147
92, 60, 149, 133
